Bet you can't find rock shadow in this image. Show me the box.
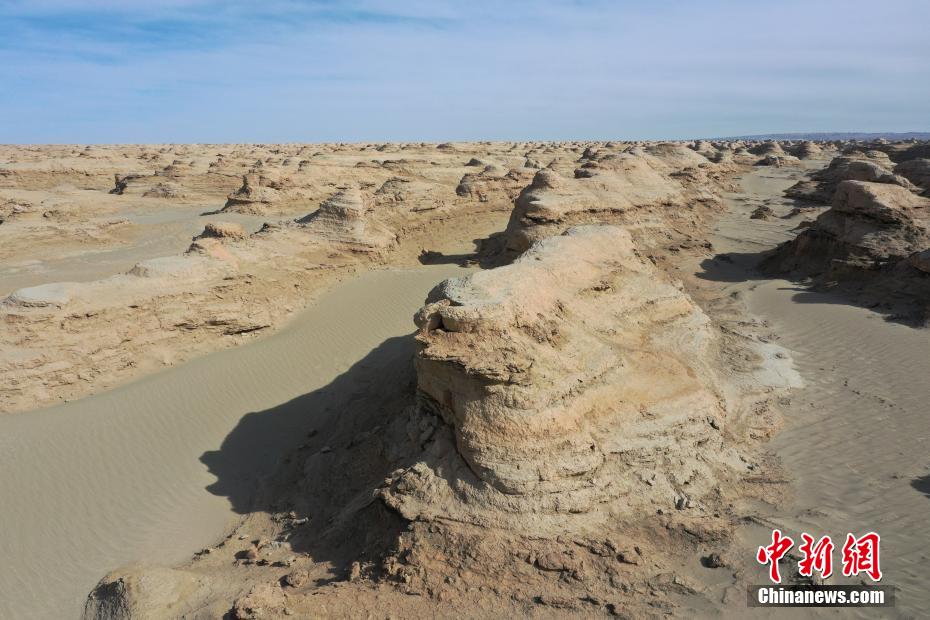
[200,333,424,573]
[417,250,475,267]
[912,473,930,500]
[418,231,515,269]
[696,250,926,327]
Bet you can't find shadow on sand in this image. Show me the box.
[199,334,421,577]
[695,247,924,326]
[912,474,930,500]
[417,231,516,269]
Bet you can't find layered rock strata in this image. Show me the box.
[382,226,751,534]
[766,180,930,320]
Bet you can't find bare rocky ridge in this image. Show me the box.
[491,143,733,261]
[785,153,917,204]
[765,179,930,322]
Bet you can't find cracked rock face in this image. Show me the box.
[382,225,744,534]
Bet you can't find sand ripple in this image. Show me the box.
[0,265,467,619]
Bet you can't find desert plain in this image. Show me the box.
[1,139,929,618]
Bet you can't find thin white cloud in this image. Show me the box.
[1,0,928,142]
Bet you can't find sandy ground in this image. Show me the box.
[3,145,927,618]
[700,165,930,618]
[0,205,267,295]
[0,263,470,619]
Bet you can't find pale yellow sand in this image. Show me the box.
[748,277,930,617]
[0,207,266,295]
[0,263,468,619]
[710,166,930,618]
[4,161,928,619]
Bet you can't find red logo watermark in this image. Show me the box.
[757,530,882,583]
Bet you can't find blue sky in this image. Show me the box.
[1,0,928,143]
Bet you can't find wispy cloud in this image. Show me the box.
[1,0,928,142]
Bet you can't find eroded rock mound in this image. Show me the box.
[142,181,187,199]
[785,155,916,203]
[223,174,281,214]
[297,187,395,250]
[0,198,34,223]
[771,180,930,272]
[84,566,208,620]
[195,221,246,240]
[790,141,824,159]
[382,226,746,533]
[109,173,150,195]
[766,180,930,320]
[755,154,800,167]
[748,141,786,157]
[497,154,711,257]
[894,158,930,196]
[455,165,531,203]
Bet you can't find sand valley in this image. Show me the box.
[1,139,928,618]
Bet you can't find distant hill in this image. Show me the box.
[716,131,930,141]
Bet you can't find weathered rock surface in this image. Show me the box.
[195,221,246,240]
[785,154,916,203]
[755,154,800,167]
[1,142,597,413]
[771,180,930,271]
[142,181,187,199]
[382,226,751,533]
[59,140,820,620]
[895,158,930,196]
[455,165,532,204]
[789,141,825,159]
[222,174,282,214]
[766,180,930,320]
[496,146,727,258]
[84,567,209,620]
[297,187,396,250]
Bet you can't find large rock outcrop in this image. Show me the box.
[894,158,930,196]
[766,180,930,320]
[297,187,396,250]
[770,180,930,272]
[382,226,751,534]
[222,174,282,214]
[789,141,825,160]
[785,155,916,203]
[495,147,726,258]
[454,165,533,204]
